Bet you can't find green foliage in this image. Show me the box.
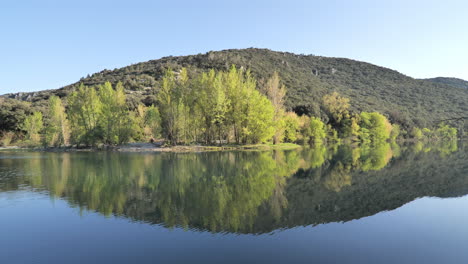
[21,111,43,145]
[99,82,127,144]
[341,114,360,139]
[308,117,327,144]
[243,90,275,143]
[322,92,350,125]
[3,48,467,136]
[435,124,457,140]
[2,138,464,233]
[359,143,393,171]
[410,127,423,140]
[0,98,32,133]
[326,124,339,142]
[0,131,15,146]
[157,69,180,144]
[283,112,300,143]
[408,124,457,141]
[67,82,135,146]
[263,72,287,144]
[43,96,70,147]
[154,66,276,145]
[68,84,103,146]
[424,77,468,89]
[359,112,392,143]
[390,124,401,141]
[3,48,465,146]
[144,105,161,139]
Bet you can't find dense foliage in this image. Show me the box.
[423,77,468,89]
[2,48,467,135]
[1,64,460,147]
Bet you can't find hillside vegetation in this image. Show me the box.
[1,48,467,137]
[423,77,468,89]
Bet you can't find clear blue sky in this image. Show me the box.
[1,0,467,94]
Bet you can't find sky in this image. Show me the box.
[1,0,467,94]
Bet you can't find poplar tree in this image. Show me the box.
[68,84,102,146]
[263,72,286,144]
[99,82,129,144]
[44,96,70,146]
[157,69,189,144]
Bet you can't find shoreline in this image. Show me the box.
[0,142,302,153]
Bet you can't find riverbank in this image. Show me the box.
[0,142,301,153]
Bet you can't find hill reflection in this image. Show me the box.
[0,141,466,234]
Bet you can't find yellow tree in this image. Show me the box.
[322,92,350,129]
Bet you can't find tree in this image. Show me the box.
[283,112,300,143]
[410,127,423,140]
[435,124,457,140]
[309,117,326,144]
[390,124,401,141]
[342,114,360,139]
[225,66,249,144]
[263,72,286,144]
[322,92,350,125]
[68,84,103,146]
[242,90,275,143]
[359,112,392,143]
[157,69,190,144]
[197,69,229,144]
[98,82,131,145]
[210,72,229,144]
[21,111,43,145]
[44,96,70,147]
[157,69,178,144]
[144,105,161,140]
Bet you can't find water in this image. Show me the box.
[0,141,467,264]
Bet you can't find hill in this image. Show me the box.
[2,48,467,132]
[423,77,468,89]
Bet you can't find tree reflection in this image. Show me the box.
[0,140,463,234]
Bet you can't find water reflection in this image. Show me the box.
[0,140,465,234]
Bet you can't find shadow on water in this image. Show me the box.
[0,140,466,234]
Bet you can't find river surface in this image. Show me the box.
[0,141,467,264]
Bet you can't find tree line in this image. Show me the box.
[11,66,458,148]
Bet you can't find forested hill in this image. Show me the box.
[422,77,468,90]
[2,48,468,129]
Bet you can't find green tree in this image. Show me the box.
[144,105,161,140]
[308,117,327,144]
[243,90,275,143]
[157,69,190,144]
[99,82,132,145]
[197,70,229,144]
[410,127,423,140]
[390,124,401,141]
[359,112,392,143]
[21,111,43,145]
[435,124,457,140]
[283,112,300,143]
[67,84,103,146]
[263,72,286,144]
[44,96,70,147]
[225,66,250,144]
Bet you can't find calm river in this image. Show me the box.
[1,141,467,263]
